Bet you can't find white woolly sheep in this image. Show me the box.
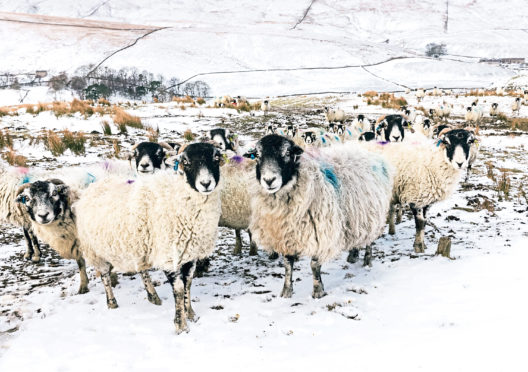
[261,100,271,112]
[360,128,477,253]
[0,164,42,262]
[75,143,223,333]
[512,97,521,116]
[324,107,346,123]
[249,134,393,298]
[496,87,505,96]
[416,88,425,102]
[490,103,500,116]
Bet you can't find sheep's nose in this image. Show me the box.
[200,180,211,189]
[392,136,400,141]
[140,163,149,169]
[264,177,276,187]
[38,212,49,219]
[456,162,464,168]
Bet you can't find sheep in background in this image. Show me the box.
[512,97,521,116]
[1,164,43,262]
[524,90,528,102]
[416,118,433,138]
[261,99,271,112]
[324,107,346,123]
[235,96,248,106]
[75,143,223,333]
[432,87,442,96]
[249,135,393,297]
[464,106,483,123]
[375,114,406,142]
[127,141,179,175]
[220,95,233,106]
[490,103,500,116]
[209,128,239,154]
[264,124,276,135]
[496,87,505,96]
[351,114,372,138]
[416,88,425,102]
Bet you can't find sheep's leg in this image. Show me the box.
[140,271,162,305]
[363,245,373,267]
[165,270,189,334]
[465,164,472,183]
[181,261,197,322]
[347,248,359,263]
[29,230,41,263]
[310,257,326,299]
[233,229,242,255]
[280,255,296,298]
[269,252,279,260]
[248,230,258,256]
[76,257,89,294]
[22,228,35,261]
[388,203,396,235]
[194,258,210,277]
[395,204,403,224]
[101,266,118,309]
[411,205,427,253]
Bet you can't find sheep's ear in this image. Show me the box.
[165,154,182,170]
[16,184,31,204]
[292,145,303,162]
[55,184,70,196]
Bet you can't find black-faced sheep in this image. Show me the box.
[249,135,393,298]
[128,141,179,175]
[75,143,223,333]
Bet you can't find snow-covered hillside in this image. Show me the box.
[0,1,527,96]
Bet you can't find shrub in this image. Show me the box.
[363,90,378,98]
[196,97,206,105]
[3,149,27,167]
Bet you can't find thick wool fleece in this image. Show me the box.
[364,142,462,207]
[75,172,221,272]
[249,144,393,263]
[0,166,34,229]
[219,158,255,230]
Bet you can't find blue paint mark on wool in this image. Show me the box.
[20,175,31,184]
[372,160,389,180]
[320,163,340,191]
[84,172,96,187]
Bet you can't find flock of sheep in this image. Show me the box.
[0,87,523,334]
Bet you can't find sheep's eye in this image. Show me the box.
[285,150,291,157]
[52,190,58,196]
[182,159,189,166]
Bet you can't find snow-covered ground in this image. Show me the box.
[1,89,528,371]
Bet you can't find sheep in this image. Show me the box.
[213,97,224,108]
[430,103,452,121]
[432,86,442,96]
[127,141,179,175]
[220,95,233,106]
[416,118,433,138]
[512,97,521,116]
[264,124,276,135]
[209,128,239,153]
[524,90,528,102]
[489,103,498,116]
[464,127,481,183]
[0,164,42,262]
[249,134,393,298]
[351,114,372,137]
[261,99,271,112]
[75,142,223,333]
[324,107,346,123]
[496,87,505,96]
[375,114,406,142]
[416,88,425,102]
[219,156,258,256]
[360,128,477,253]
[235,96,248,106]
[358,132,376,141]
[464,106,483,123]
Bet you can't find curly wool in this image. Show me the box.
[363,142,462,207]
[219,157,255,230]
[75,172,222,272]
[249,144,393,263]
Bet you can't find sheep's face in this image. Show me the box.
[131,142,169,175]
[265,124,276,135]
[16,181,69,225]
[177,143,221,195]
[492,103,498,109]
[255,134,303,194]
[301,131,316,144]
[328,123,337,133]
[423,119,431,129]
[357,114,365,122]
[336,124,345,135]
[440,129,475,170]
[466,107,472,112]
[210,128,237,152]
[286,124,298,137]
[377,115,405,142]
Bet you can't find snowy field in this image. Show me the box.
[1,1,528,371]
[0,89,528,371]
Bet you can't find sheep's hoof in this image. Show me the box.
[31,255,41,263]
[347,249,359,264]
[187,308,199,323]
[174,321,190,335]
[312,288,327,299]
[388,226,396,235]
[78,286,89,295]
[280,286,293,298]
[269,252,279,260]
[107,299,118,309]
[413,242,426,253]
[248,242,258,256]
[23,252,31,260]
[233,242,242,255]
[148,293,162,306]
[363,256,372,267]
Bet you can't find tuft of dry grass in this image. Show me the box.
[172,96,195,104]
[101,120,112,135]
[183,129,195,141]
[509,118,528,131]
[367,93,407,109]
[98,98,111,106]
[362,90,378,98]
[113,107,143,129]
[70,99,94,117]
[45,130,66,156]
[179,104,186,110]
[3,149,27,167]
[196,97,206,105]
[62,129,86,155]
[497,171,511,201]
[146,126,159,142]
[51,101,69,117]
[112,139,121,158]
[0,129,13,149]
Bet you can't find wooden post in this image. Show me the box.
[436,236,452,258]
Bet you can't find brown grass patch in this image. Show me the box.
[183,129,195,141]
[44,130,66,156]
[362,90,378,98]
[0,129,13,149]
[3,149,27,167]
[113,107,143,129]
[101,120,112,135]
[367,93,407,109]
[172,96,195,104]
[62,129,86,155]
[196,97,206,105]
[509,118,528,131]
